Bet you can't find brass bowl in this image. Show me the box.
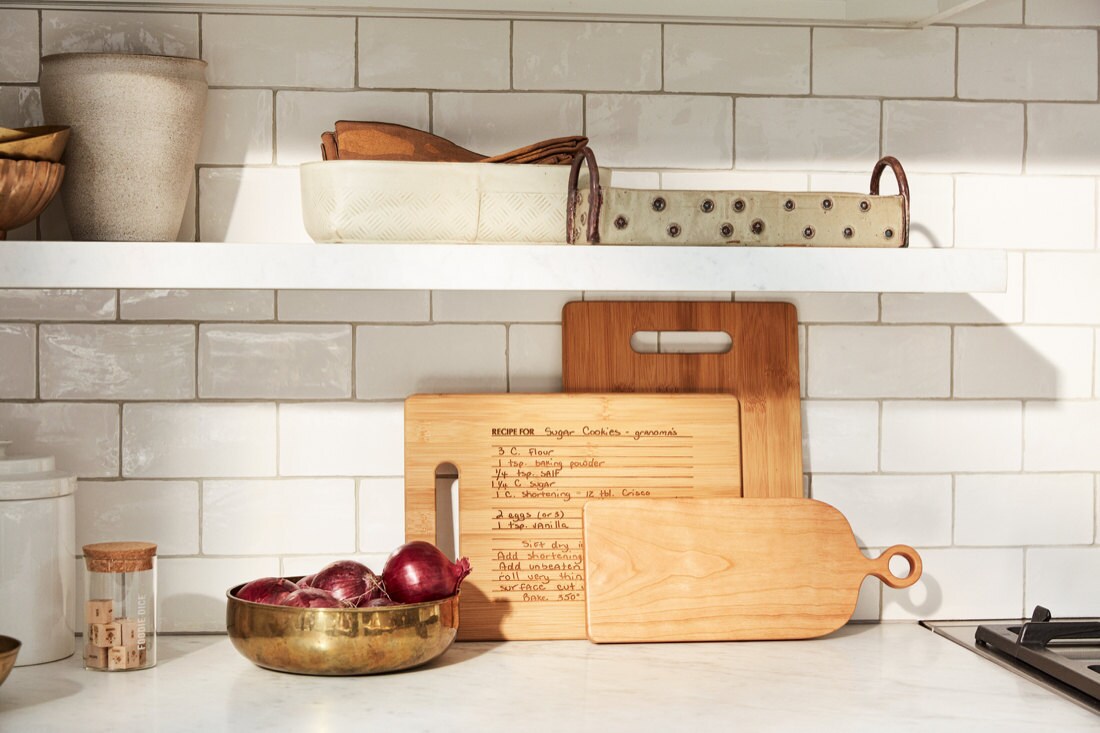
[0,636,20,687]
[0,159,65,240]
[226,582,460,675]
[0,126,71,163]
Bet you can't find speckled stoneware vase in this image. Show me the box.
[39,53,207,241]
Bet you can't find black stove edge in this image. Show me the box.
[921,619,1100,716]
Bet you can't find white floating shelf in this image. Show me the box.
[0,242,1006,293]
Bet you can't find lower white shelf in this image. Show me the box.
[0,242,1006,292]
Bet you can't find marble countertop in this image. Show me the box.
[1,624,1096,732]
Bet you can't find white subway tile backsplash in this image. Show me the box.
[508,324,563,393]
[159,557,279,632]
[954,326,1094,398]
[1024,400,1100,471]
[39,324,195,400]
[275,91,429,166]
[76,480,200,555]
[0,403,119,477]
[120,290,274,321]
[1025,1,1100,26]
[813,27,955,98]
[1026,548,1100,617]
[199,324,351,399]
[197,90,273,166]
[203,479,356,555]
[432,291,576,323]
[801,401,879,473]
[0,324,35,398]
[360,18,509,90]
[279,402,403,476]
[734,293,877,323]
[882,401,1022,472]
[199,167,307,243]
[1027,104,1100,175]
[662,170,809,192]
[277,290,429,323]
[807,326,950,398]
[515,21,660,91]
[122,403,276,478]
[882,252,1024,324]
[0,86,42,128]
[0,290,116,321]
[883,548,1023,620]
[204,15,354,87]
[955,175,1096,249]
[358,477,406,553]
[811,475,953,548]
[0,10,39,82]
[956,474,1094,546]
[433,93,584,158]
[958,28,1098,101]
[664,25,809,94]
[587,94,733,169]
[281,553,390,579]
[1026,253,1100,324]
[883,101,1024,174]
[736,98,879,172]
[949,0,1022,25]
[356,324,506,398]
[42,10,199,57]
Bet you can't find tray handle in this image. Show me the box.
[870,156,910,248]
[567,146,602,244]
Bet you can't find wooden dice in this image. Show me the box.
[85,598,148,670]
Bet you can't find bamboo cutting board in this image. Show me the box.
[561,301,802,498]
[583,498,921,643]
[404,393,742,640]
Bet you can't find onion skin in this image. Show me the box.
[360,597,399,608]
[280,587,343,608]
[381,541,472,604]
[310,560,385,606]
[237,577,298,605]
[297,574,316,588]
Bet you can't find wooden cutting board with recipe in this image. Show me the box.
[404,393,742,640]
[561,300,802,499]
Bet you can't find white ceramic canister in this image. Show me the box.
[38,52,208,241]
[0,440,77,665]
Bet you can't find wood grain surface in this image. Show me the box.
[583,498,921,643]
[404,393,742,640]
[561,301,802,498]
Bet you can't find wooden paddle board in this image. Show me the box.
[583,498,921,643]
[404,393,742,640]
[561,301,802,499]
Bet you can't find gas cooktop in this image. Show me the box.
[924,606,1100,715]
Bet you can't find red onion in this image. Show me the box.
[280,587,343,608]
[297,574,316,588]
[360,597,399,608]
[310,560,385,606]
[237,577,298,605]
[381,541,471,604]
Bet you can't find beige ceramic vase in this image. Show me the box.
[39,53,207,241]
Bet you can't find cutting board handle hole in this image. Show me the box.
[876,545,922,589]
[630,331,733,354]
[434,462,461,560]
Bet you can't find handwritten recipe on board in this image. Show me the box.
[405,394,742,640]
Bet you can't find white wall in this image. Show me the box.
[1,0,1099,631]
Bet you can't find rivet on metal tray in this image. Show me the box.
[667,224,681,238]
[652,197,666,212]
[822,198,833,210]
[720,223,734,238]
[701,199,715,213]
[885,228,895,239]
[751,219,765,235]
[733,198,746,213]
[843,226,854,239]
[803,226,815,239]
[859,200,871,212]
[614,215,628,229]
[784,199,795,211]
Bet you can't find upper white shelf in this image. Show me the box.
[0,242,1006,293]
[20,0,990,27]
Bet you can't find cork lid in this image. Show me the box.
[83,541,157,573]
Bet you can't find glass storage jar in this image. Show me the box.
[82,542,157,671]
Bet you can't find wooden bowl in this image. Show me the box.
[0,159,65,239]
[0,125,70,163]
[0,636,20,687]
